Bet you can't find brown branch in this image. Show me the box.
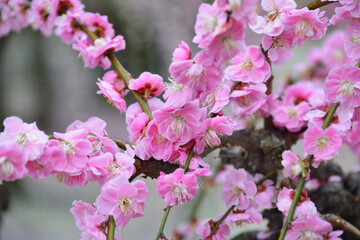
[307,0,337,10]
[321,213,360,238]
[202,127,301,175]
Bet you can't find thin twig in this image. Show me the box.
[321,213,360,238]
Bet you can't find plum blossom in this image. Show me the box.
[344,19,360,61]
[254,174,275,209]
[324,64,360,108]
[285,214,341,240]
[221,168,257,209]
[281,150,310,180]
[225,45,271,84]
[249,0,297,36]
[193,2,228,48]
[157,168,198,206]
[304,126,342,163]
[277,188,317,218]
[283,8,328,44]
[262,30,296,65]
[0,116,49,161]
[152,100,206,145]
[196,218,231,240]
[73,35,125,69]
[0,142,27,183]
[96,176,148,229]
[129,72,164,98]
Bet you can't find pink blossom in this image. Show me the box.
[225,45,271,84]
[272,101,310,132]
[54,7,86,44]
[152,100,206,145]
[206,83,230,113]
[141,121,177,161]
[1,0,30,35]
[170,49,222,92]
[0,116,48,161]
[70,200,108,240]
[196,218,230,240]
[282,81,316,106]
[220,0,257,21]
[277,188,317,218]
[305,107,352,133]
[285,215,335,240]
[172,41,191,61]
[262,30,296,65]
[85,153,113,183]
[163,78,193,109]
[98,152,135,185]
[157,168,198,206]
[80,12,115,40]
[227,207,263,227]
[193,3,228,48]
[221,168,257,209]
[338,0,360,18]
[283,8,328,44]
[281,150,310,181]
[324,64,360,108]
[73,35,125,69]
[26,140,66,179]
[249,0,297,36]
[126,98,163,143]
[323,30,354,68]
[0,142,27,183]
[230,83,268,116]
[96,176,148,229]
[31,0,58,36]
[254,174,275,209]
[344,19,360,61]
[129,72,164,98]
[194,116,232,154]
[304,126,342,162]
[53,129,92,173]
[204,19,246,61]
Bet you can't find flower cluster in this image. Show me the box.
[1,0,360,239]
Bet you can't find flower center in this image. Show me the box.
[172,182,189,204]
[266,10,280,22]
[205,128,221,148]
[231,186,243,197]
[206,93,216,106]
[350,30,360,47]
[15,133,28,146]
[203,15,218,32]
[60,140,76,155]
[0,157,15,178]
[107,162,121,175]
[186,63,203,85]
[220,35,236,53]
[165,79,185,92]
[118,197,138,215]
[156,134,167,144]
[229,0,243,10]
[316,136,328,149]
[294,19,314,39]
[300,229,318,240]
[338,80,355,96]
[171,115,187,137]
[240,58,254,72]
[287,108,298,118]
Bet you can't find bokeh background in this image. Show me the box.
[0,0,357,239]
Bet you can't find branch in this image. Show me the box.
[278,102,339,240]
[321,213,360,238]
[79,24,153,121]
[307,0,337,10]
[210,205,235,237]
